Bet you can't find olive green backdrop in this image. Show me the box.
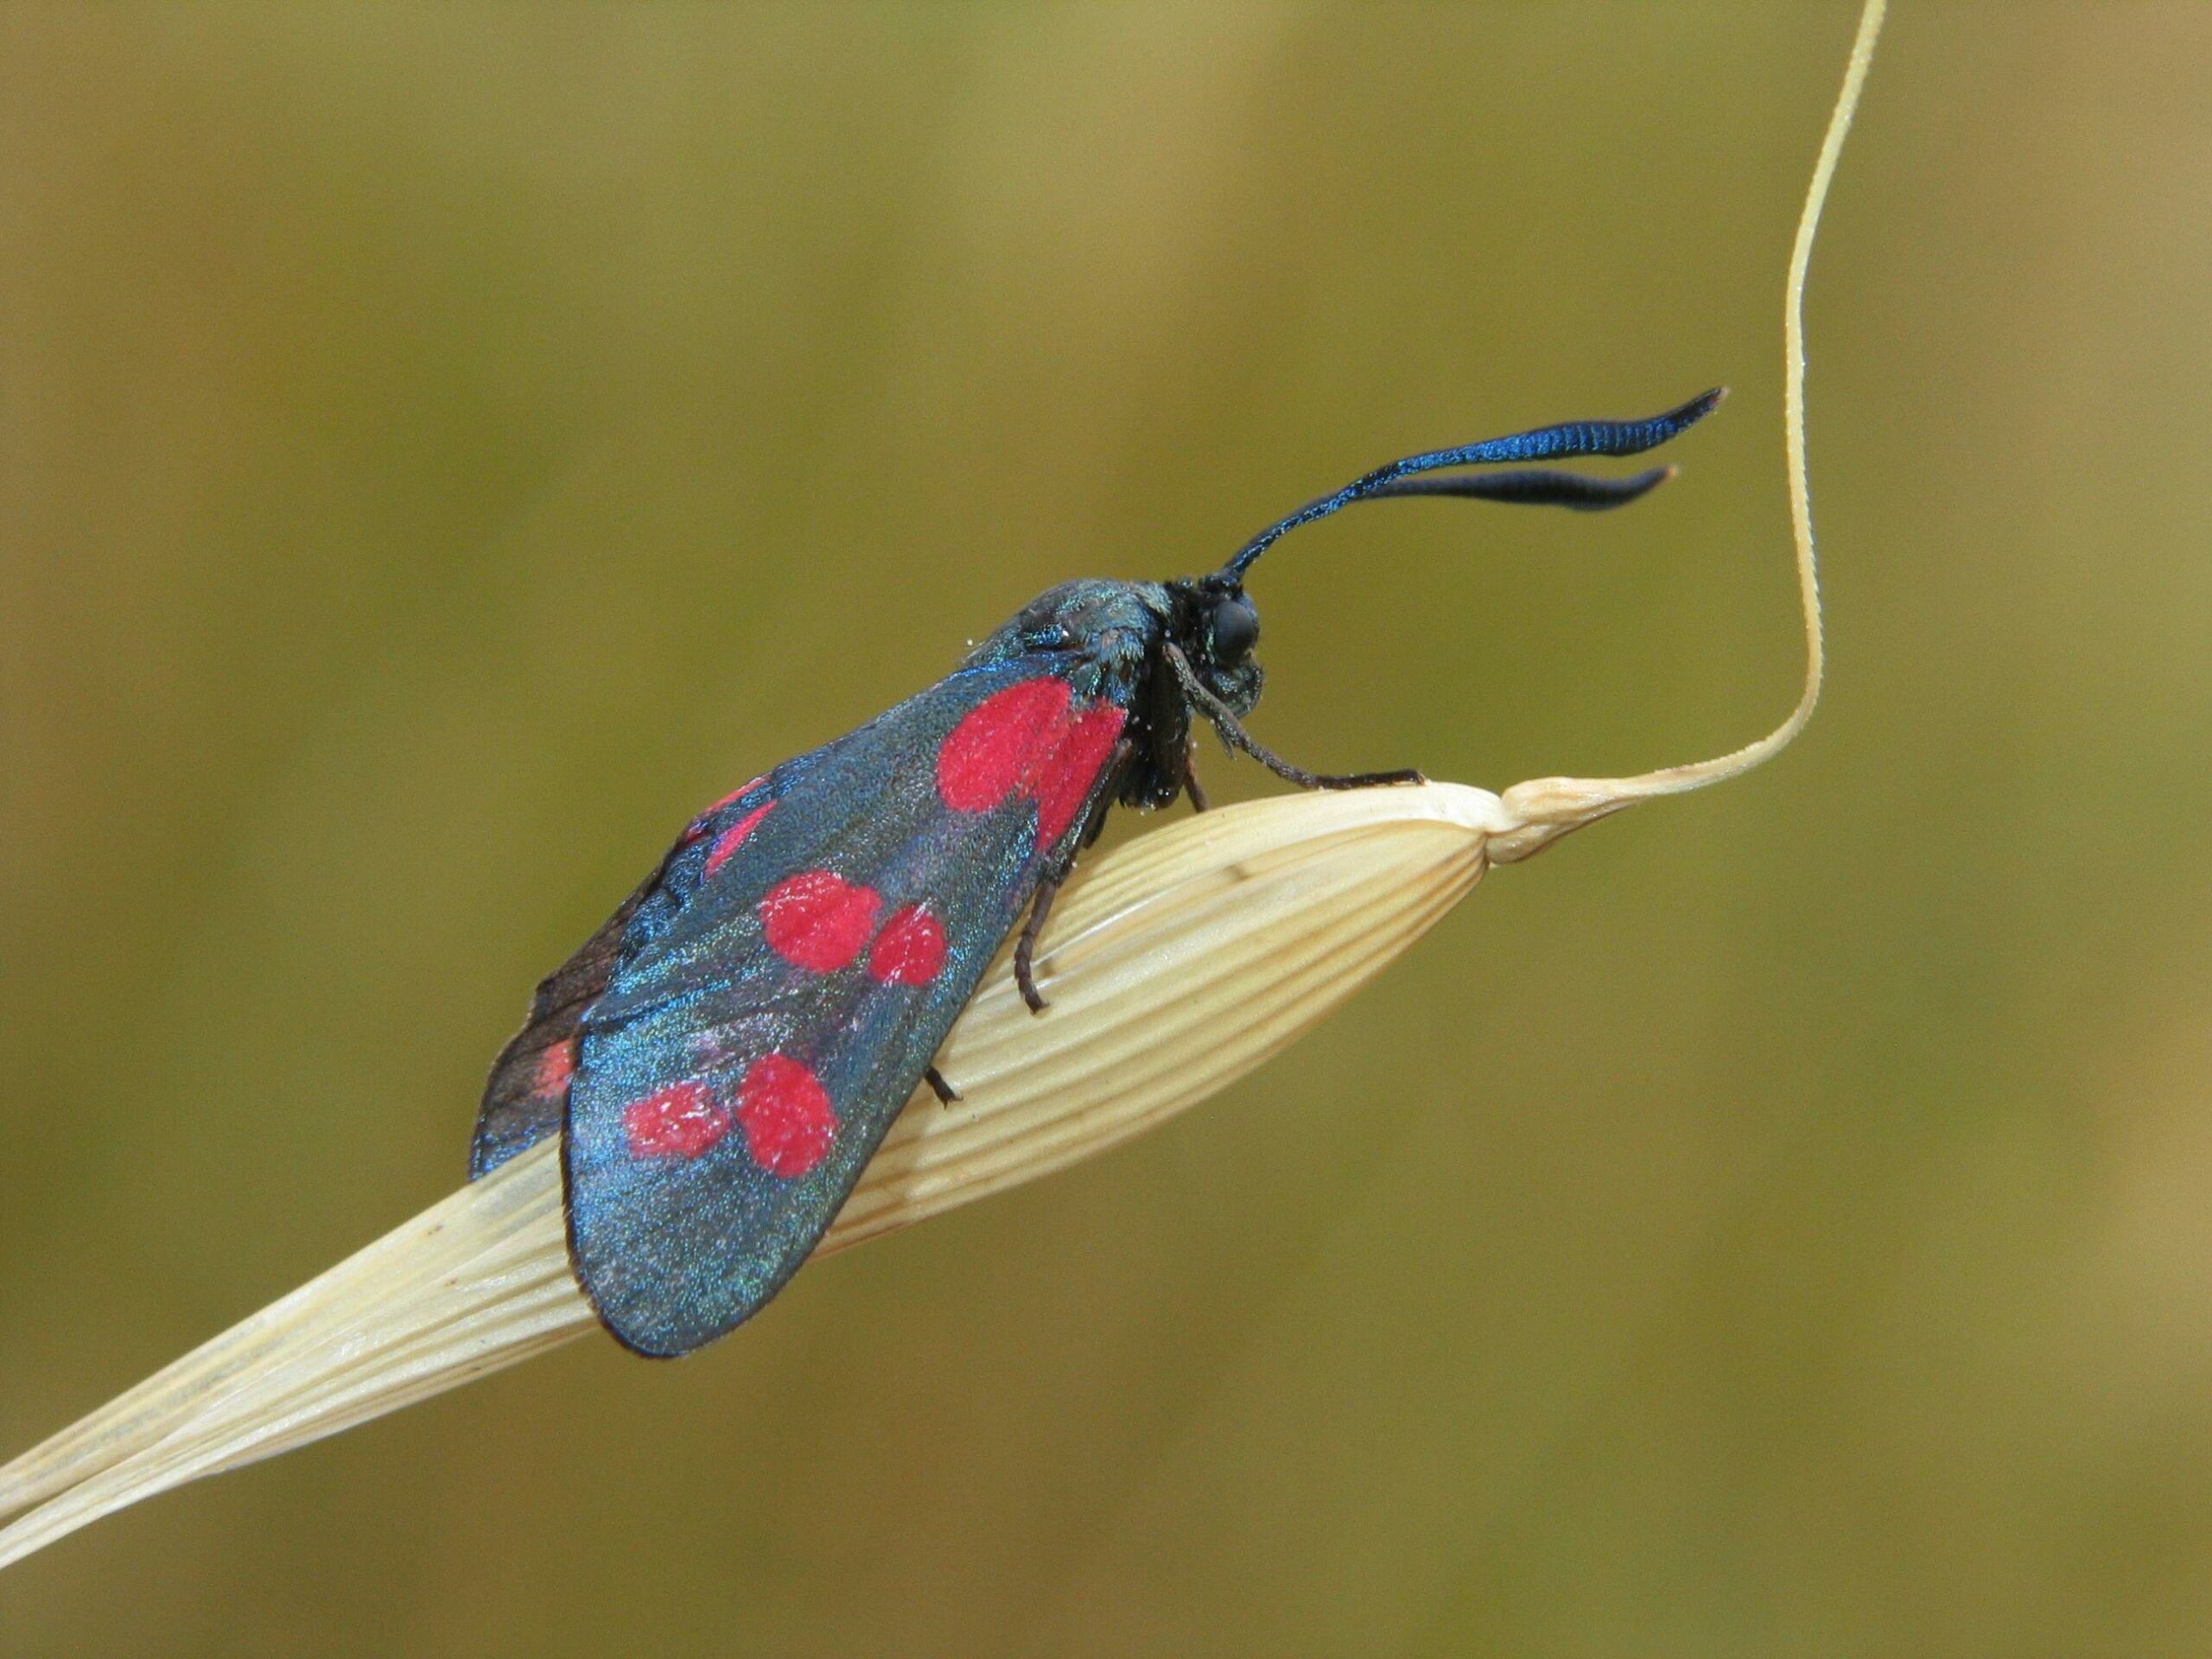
[5,4,2209,1654]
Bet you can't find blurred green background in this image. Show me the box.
[5,3,2210,1653]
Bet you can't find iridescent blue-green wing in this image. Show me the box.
[559,658,1129,1356]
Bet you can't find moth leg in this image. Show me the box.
[1082,738,1140,847]
[925,1065,961,1104]
[1183,737,1211,812]
[1166,643,1425,791]
[1022,736,1135,1013]
[1014,874,1063,1015]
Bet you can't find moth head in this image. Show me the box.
[1168,575,1264,718]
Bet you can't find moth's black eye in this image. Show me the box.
[1208,595,1260,663]
[1209,596,1260,662]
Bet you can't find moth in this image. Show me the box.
[469,390,1721,1356]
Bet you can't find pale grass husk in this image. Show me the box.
[0,781,1509,1567]
[0,0,1884,1569]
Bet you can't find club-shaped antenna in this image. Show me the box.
[1219,386,1724,582]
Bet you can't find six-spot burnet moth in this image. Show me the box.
[470,389,1723,1357]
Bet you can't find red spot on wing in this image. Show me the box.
[868,904,947,985]
[938,675,1125,845]
[622,1080,730,1160]
[938,678,1073,810]
[533,1038,577,1097]
[760,870,882,973]
[712,775,768,814]
[684,775,769,842]
[1033,703,1127,842]
[702,801,776,877]
[738,1054,836,1178]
